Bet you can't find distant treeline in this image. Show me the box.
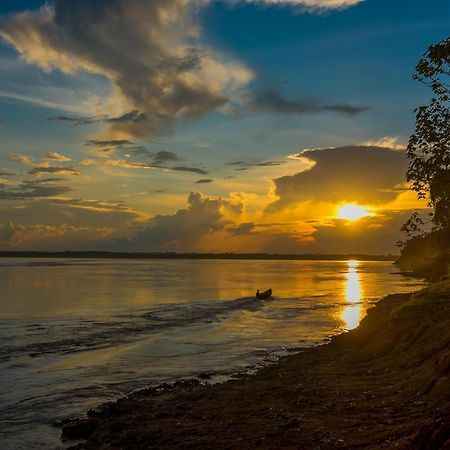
[0,251,397,261]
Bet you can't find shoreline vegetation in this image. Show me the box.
[0,251,397,261]
[62,281,450,449]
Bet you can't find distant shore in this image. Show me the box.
[0,251,397,261]
[61,282,450,449]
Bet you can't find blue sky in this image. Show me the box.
[0,0,448,252]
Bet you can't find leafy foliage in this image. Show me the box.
[406,37,450,231]
[398,38,450,280]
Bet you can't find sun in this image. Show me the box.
[336,204,372,221]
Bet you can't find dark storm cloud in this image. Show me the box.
[0,0,251,138]
[268,145,408,211]
[29,166,80,175]
[249,90,370,117]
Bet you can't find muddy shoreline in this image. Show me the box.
[62,283,450,449]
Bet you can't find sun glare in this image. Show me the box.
[336,204,371,221]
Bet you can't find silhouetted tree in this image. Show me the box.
[405,37,450,233]
[397,38,450,279]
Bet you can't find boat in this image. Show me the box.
[256,288,272,300]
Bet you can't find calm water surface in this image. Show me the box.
[0,258,423,449]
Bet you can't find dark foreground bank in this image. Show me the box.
[62,282,450,449]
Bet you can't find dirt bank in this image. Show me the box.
[62,282,450,449]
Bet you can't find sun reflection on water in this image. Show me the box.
[343,260,363,330]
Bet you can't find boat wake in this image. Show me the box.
[0,296,269,363]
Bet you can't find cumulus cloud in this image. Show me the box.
[45,151,72,162]
[269,145,408,211]
[310,210,417,254]
[109,191,239,251]
[0,0,366,139]
[0,0,253,138]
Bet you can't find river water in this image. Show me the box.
[0,258,423,449]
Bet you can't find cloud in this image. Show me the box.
[0,177,71,199]
[9,154,33,165]
[0,222,15,242]
[29,165,80,175]
[310,210,416,254]
[360,136,405,151]
[47,110,148,126]
[0,222,118,250]
[226,159,284,170]
[0,0,365,139]
[0,169,16,176]
[82,157,208,175]
[45,151,72,162]
[269,145,408,211]
[0,0,253,139]
[0,193,142,250]
[248,90,369,117]
[109,191,236,251]
[195,178,213,184]
[171,166,208,175]
[237,0,363,10]
[85,139,135,148]
[152,151,181,164]
[86,141,181,164]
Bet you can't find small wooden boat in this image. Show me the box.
[256,288,272,300]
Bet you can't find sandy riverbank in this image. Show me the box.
[62,282,450,449]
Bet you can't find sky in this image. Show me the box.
[0,0,448,253]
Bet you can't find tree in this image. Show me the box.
[397,38,450,280]
[406,37,450,231]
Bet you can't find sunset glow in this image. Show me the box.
[336,204,372,221]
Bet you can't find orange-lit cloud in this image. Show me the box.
[268,145,409,212]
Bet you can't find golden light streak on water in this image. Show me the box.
[342,260,363,330]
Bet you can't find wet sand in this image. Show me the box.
[62,282,450,449]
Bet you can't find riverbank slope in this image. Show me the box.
[62,282,450,449]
